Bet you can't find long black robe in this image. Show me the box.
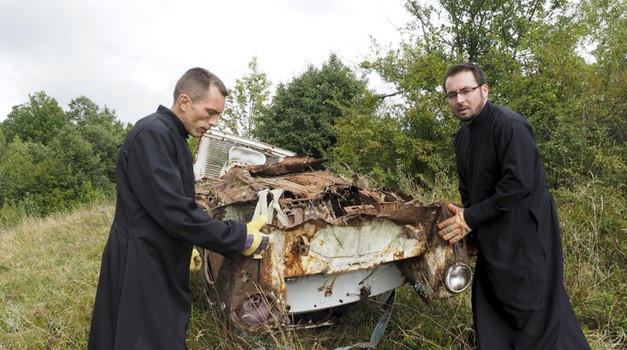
[88,106,246,350]
[454,102,589,349]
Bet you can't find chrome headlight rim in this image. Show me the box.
[444,262,472,294]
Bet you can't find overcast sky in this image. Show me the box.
[0,0,412,124]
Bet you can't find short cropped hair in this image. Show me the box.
[443,63,487,93]
[173,67,228,103]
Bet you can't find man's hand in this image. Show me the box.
[242,215,272,259]
[189,247,202,272]
[438,203,471,244]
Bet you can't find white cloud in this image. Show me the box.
[0,0,411,124]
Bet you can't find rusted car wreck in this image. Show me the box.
[193,130,472,332]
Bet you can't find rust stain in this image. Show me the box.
[246,156,326,176]
[282,253,304,277]
[324,275,339,297]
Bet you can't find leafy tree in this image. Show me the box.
[351,14,460,186]
[0,93,128,216]
[577,0,627,187]
[0,137,37,209]
[31,156,80,215]
[67,96,129,184]
[221,57,271,138]
[332,101,420,188]
[52,125,109,191]
[1,91,68,145]
[357,0,621,189]
[254,53,369,158]
[0,128,5,157]
[402,0,565,90]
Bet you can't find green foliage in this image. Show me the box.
[352,36,459,187]
[347,0,625,194]
[0,128,6,158]
[1,91,68,145]
[332,110,406,187]
[52,126,104,184]
[330,99,453,189]
[578,0,627,187]
[0,94,127,220]
[30,125,109,215]
[0,137,36,207]
[221,56,272,138]
[0,202,27,229]
[498,13,597,188]
[254,53,370,158]
[187,137,199,155]
[68,96,130,184]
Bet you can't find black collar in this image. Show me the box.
[467,101,492,131]
[157,105,189,139]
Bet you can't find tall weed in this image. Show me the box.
[553,179,626,346]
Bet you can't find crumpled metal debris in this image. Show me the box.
[195,156,471,331]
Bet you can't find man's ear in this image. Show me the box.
[482,84,489,95]
[177,93,192,112]
[481,84,489,102]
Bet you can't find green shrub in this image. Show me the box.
[0,203,26,229]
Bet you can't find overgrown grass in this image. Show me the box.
[0,203,110,349]
[1,185,625,349]
[554,180,627,347]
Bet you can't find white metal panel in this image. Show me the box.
[284,263,405,314]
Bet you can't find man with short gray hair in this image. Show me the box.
[88,68,270,349]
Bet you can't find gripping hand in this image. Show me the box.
[437,203,471,244]
[189,247,202,272]
[242,215,272,259]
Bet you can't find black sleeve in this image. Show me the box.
[127,127,246,258]
[454,133,471,209]
[464,119,537,229]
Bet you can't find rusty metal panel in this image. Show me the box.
[271,219,426,277]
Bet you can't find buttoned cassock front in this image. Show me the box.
[88,106,246,349]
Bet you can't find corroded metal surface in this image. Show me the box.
[195,157,470,331]
[196,157,440,228]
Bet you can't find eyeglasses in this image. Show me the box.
[445,84,483,100]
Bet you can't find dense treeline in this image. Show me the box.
[0,93,130,224]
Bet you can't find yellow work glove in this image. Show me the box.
[241,215,272,259]
[189,247,202,272]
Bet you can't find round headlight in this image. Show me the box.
[444,262,472,294]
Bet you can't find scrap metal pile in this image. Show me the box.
[194,156,471,331]
[197,157,440,229]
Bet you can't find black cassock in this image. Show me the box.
[455,102,589,349]
[88,106,246,349]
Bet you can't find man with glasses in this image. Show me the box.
[437,63,589,349]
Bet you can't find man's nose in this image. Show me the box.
[208,114,219,127]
